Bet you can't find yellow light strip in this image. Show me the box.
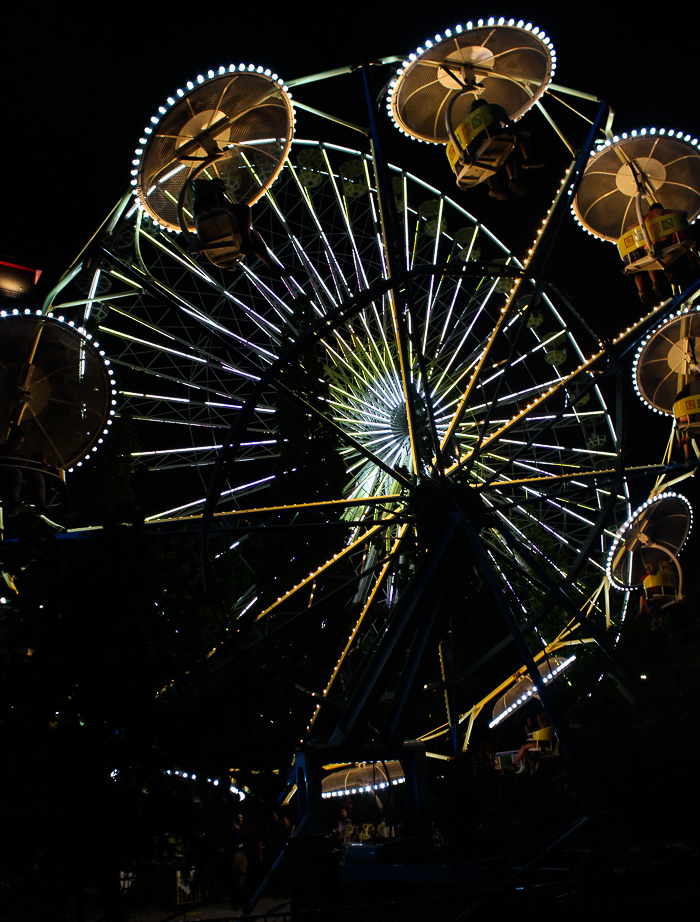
[319,523,411,702]
[446,287,678,476]
[144,493,405,525]
[254,520,389,622]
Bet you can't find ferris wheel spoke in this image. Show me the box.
[154,286,278,362]
[131,231,287,358]
[133,445,225,471]
[487,521,597,617]
[101,299,277,378]
[333,157,385,290]
[287,156,365,297]
[207,494,405,522]
[439,293,524,455]
[400,292,449,473]
[448,368,589,478]
[263,173,355,308]
[234,264,300,330]
[483,540,555,614]
[98,323,259,378]
[136,225,218,287]
[109,362,270,423]
[428,284,497,385]
[192,261,291,336]
[446,295,578,469]
[479,401,612,489]
[493,496,598,567]
[144,472,280,522]
[95,281,277,374]
[490,516,569,581]
[417,216,449,351]
[479,462,621,550]
[130,430,277,469]
[118,388,251,416]
[278,380,414,491]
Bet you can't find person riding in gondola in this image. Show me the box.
[621,201,697,306]
[446,97,543,198]
[675,367,700,465]
[638,561,679,628]
[515,711,555,775]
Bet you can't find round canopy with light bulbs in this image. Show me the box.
[0,313,115,470]
[606,492,692,591]
[490,655,576,728]
[132,66,294,232]
[634,308,700,414]
[321,760,404,797]
[573,131,700,242]
[387,19,555,145]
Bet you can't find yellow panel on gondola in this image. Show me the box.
[643,569,679,595]
[617,211,690,259]
[674,395,700,428]
[446,105,507,169]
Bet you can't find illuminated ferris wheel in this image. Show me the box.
[44,20,687,754]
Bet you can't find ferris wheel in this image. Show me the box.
[44,20,690,756]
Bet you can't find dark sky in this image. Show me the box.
[0,8,695,759]
[0,7,696,565]
[2,3,696,485]
[2,3,696,286]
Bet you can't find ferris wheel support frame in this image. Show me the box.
[198,261,634,754]
[39,56,667,807]
[16,48,700,894]
[302,505,575,753]
[463,515,570,749]
[194,93,652,772]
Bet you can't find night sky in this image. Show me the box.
[3,4,696,278]
[1,13,697,890]
[2,3,697,508]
